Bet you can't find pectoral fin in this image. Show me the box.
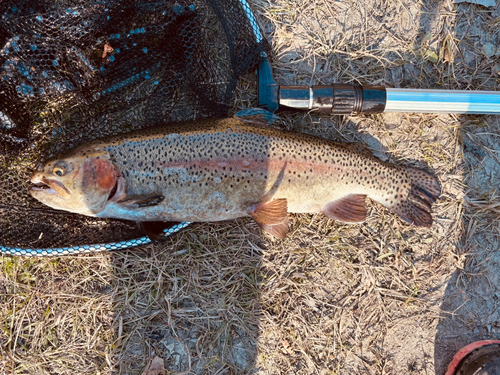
[119,194,164,208]
[322,194,367,223]
[248,199,289,239]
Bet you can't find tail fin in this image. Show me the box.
[389,166,441,228]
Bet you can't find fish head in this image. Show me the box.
[29,149,122,216]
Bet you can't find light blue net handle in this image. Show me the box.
[0,222,191,257]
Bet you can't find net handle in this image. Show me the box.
[242,2,500,116]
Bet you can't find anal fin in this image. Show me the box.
[248,198,289,239]
[119,194,164,208]
[322,194,367,223]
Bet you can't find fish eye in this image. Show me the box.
[53,161,67,177]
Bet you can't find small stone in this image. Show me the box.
[163,343,175,353]
[231,341,251,369]
[482,43,496,58]
[492,63,500,76]
[141,357,165,375]
[465,51,476,64]
[172,354,181,367]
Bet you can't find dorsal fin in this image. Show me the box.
[344,142,374,156]
[234,108,282,126]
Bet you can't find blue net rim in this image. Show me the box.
[0,222,191,257]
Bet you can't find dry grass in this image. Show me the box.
[0,255,114,374]
[2,0,500,374]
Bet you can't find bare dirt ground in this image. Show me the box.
[1,0,500,374]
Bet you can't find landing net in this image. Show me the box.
[0,0,268,255]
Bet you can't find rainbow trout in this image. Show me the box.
[29,109,441,238]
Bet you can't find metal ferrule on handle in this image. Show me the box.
[278,84,387,115]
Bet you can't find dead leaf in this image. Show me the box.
[280,339,293,354]
[443,47,452,63]
[423,48,439,63]
[141,356,165,375]
[422,31,433,44]
[102,43,114,59]
[440,37,455,63]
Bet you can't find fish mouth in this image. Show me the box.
[30,176,70,197]
[30,181,56,193]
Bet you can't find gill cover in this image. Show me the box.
[29,151,121,216]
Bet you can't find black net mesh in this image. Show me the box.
[0,0,268,250]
